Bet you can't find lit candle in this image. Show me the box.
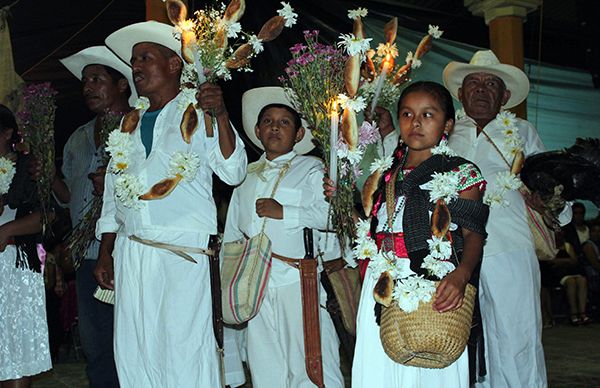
[330,99,339,186]
[369,54,394,117]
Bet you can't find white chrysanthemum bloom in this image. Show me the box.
[422,255,456,279]
[483,189,509,208]
[227,22,242,38]
[178,87,197,110]
[369,155,394,174]
[368,252,391,279]
[355,218,371,239]
[376,42,398,58]
[277,2,298,27]
[0,157,16,194]
[431,139,457,157]
[405,51,422,68]
[348,7,368,19]
[428,25,443,39]
[168,151,201,182]
[114,174,145,209]
[496,171,523,191]
[337,33,372,57]
[428,171,460,204]
[392,256,416,279]
[248,35,264,54]
[427,235,453,260]
[393,276,436,312]
[345,147,364,165]
[352,238,378,260]
[338,94,366,112]
[496,110,517,128]
[134,97,150,110]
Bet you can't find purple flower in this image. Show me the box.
[303,30,320,39]
[290,43,307,54]
[358,121,381,146]
[296,53,315,65]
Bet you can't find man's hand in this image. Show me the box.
[323,176,336,199]
[432,267,470,313]
[88,166,107,196]
[196,83,228,117]
[255,198,283,219]
[94,250,115,290]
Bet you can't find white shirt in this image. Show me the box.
[449,115,545,256]
[96,92,247,248]
[223,151,330,286]
[62,118,103,260]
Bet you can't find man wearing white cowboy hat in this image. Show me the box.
[222,86,344,388]
[443,50,570,388]
[33,45,135,388]
[94,21,247,387]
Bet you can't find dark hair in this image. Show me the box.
[397,81,455,123]
[572,202,585,213]
[256,103,302,131]
[0,104,22,151]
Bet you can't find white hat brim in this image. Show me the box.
[60,46,138,106]
[242,86,315,155]
[443,61,530,109]
[105,21,182,66]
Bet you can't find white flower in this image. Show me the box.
[227,22,242,38]
[431,138,457,157]
[405,51,422,68]
[428,25,443,39]
[337,94,367,112]
[114,174,145,209]
[178,87,198,111]
[393,276,436,313]
[134,97,150,110]
[248,34,264,53]
[337,33,372,57]
[106,129,133,173]
[426,235,453,260]
[369,155,394,174]
[422,255,455,279]
[496,171,523,191]
[483,189,509,208]
[0,157,16,194]
[348,7,368,19]
[337,145,364,166]
[215,63,232,80]
[355,218,371,239]
[392,256,416,279]
[277,2,298,27]
[168,151,201,182]
[496,110,517,128]
[353,238,378,261]
[376,42,398,58]
[427,171,460,204]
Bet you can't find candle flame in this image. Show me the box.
[331,99,338,117]
[383,54,394,71]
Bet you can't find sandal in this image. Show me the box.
[580,315,592,325]
[570,315,582,326]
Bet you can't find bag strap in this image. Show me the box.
[258,156,296,234]
[479,128,512,169]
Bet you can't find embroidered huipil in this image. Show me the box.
[448,116,544,256]
[223,151,330,287]
[96,92,247,247]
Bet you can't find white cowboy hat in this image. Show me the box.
[443,50,530,109]
[60,46,138,106]
[242,86,315,155]
[105,21,181,65]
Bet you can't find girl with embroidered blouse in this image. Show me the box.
[325,81,489,387]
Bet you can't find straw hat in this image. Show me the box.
[105,21,181,64]
[242,86,314,155]
[443,50,530,109]
[60,46,138,106]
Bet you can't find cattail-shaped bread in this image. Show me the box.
[180,103,198,144]
[121,110,140,133]
[431,199,451,238]
[139,175,183,200]
[373,271,394,307]
[341,108,358,150]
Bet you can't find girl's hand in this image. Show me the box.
[433,267,469,313]
[323,176,336,198]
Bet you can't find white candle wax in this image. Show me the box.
[330,103,339,186]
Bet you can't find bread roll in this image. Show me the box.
[384,17,397,44]
[511,151,525,175]
[258,15,285,42]
[121,109,140,134]
[180,103,198,144]
[373,271,394,307]
[223,0,246,23]
[139,175,183,200]
[362,170,381,216]
[344,55,361,97]
[166,0,187,26]
[431,199,451,239]
[341,108,358,150]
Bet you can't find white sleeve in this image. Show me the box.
[95,166,119,239]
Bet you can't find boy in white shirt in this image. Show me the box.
[223,87,343,388]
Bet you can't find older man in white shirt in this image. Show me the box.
[94,21,246,387]
[443,50,570,388]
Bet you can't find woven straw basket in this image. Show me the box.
[380,283,476,369]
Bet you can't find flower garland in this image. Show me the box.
[0,156,16,195]
[105,118,201,209]
[483,111,524,208]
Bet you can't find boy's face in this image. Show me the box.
[255,107,305,160]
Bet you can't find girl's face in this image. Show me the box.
[398,90,452,153]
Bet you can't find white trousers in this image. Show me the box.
[476,247,547,388]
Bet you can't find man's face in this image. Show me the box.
[81,65,125,114]
[572,207,585,226]
[130,42,177,98]
[458,72,510,122]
